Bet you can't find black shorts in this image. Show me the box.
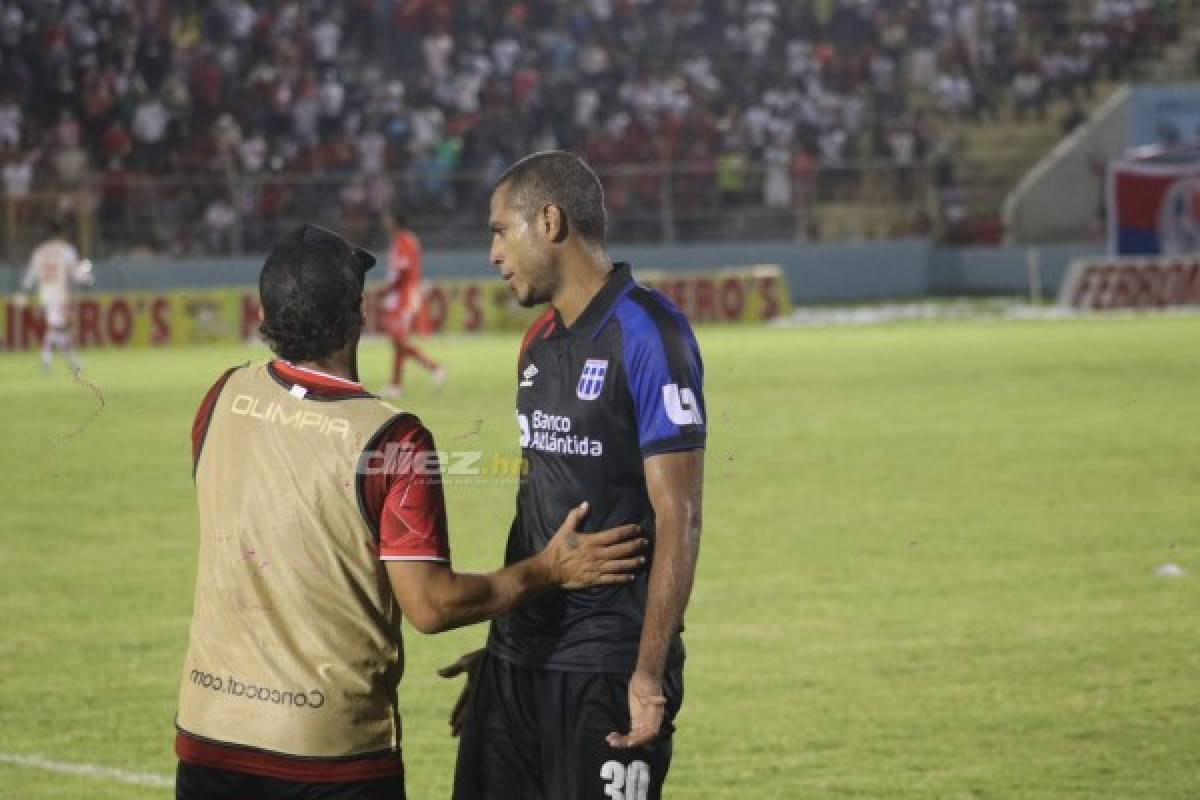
[452,653,684,800]
[175,761,406,800]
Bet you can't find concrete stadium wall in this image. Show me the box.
[1004,86,1131,245]
[1,239,1103,304]
[1006,83,1200,245]
[929,243,1102,297]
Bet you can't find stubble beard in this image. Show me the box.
[517,285,553,308]
[517,258,557,308]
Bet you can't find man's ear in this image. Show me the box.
[541,203,569,243]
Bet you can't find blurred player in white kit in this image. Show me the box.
[16,217,93,373]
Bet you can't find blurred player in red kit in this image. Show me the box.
[379,205,444,396]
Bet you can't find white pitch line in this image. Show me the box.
[0,752,173,789]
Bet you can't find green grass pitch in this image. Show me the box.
[1,317,1198,798]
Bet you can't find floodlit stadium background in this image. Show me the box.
[2,2,1200,797]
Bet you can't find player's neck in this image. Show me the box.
[552,252,611,328]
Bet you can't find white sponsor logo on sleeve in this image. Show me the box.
[663,384,703,426]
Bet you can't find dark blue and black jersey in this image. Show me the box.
[486,263,706,673]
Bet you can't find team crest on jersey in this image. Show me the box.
[576,359,608,401]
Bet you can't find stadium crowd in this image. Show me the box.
[0,0,1177,254]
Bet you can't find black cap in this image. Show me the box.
[263,223,374,279]
[259,224,375,325]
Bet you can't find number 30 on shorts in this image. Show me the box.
[600,760,651,800]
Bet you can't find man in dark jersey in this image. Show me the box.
[448,151,706,800]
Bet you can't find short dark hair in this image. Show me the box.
[258,225,375,362]
[496,150,607,243]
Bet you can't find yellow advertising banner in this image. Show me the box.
[1,265,790,351]
[1,289,261,351]
[638,264,791,324]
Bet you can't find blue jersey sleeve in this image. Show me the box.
[616,291,707,457]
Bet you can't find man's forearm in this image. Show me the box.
[635,508,701,679]
[405,555,555,634]
[391,506,644,635]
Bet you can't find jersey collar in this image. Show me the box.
[268,360,374,399]
[552,262,633,339]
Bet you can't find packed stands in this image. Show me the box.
[0,0,1183,257]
